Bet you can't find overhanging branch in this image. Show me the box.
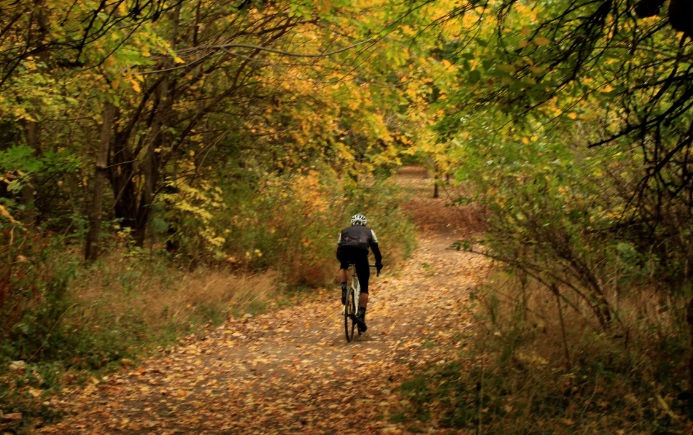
[140,38,376,74]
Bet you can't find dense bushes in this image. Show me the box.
[452,124,692,334]
[221,169,415,287]
[159,166,416,287]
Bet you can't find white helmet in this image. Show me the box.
[351,213,367,226]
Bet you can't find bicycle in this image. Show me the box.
[344,263,378,342]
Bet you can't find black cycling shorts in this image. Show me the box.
[337,246,371,294]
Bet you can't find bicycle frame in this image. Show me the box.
[348,262,378,301]
[343,263,378,342]
[349,264,360,311]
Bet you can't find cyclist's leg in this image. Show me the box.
[355,255,370,307]
[337,247,348,281]
[338,247,358,282]
[336,247,350,303]
[354,256,370,332]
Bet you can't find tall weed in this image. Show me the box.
[394,271,692,433]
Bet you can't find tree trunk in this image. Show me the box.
[85,102,115,261]
[686,298,693,393]
[124,3,180,248]
[133,130,157,247]
[433,162,440,199]
[108,126,153,247]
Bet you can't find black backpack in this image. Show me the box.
[340,226,372,250]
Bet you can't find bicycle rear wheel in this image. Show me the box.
[344,287,357,342]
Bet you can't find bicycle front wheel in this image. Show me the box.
[344,287,357,342]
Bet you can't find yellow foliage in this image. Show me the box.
[534,36,551,46]
[127,76,142,93]
[0,204,19,224]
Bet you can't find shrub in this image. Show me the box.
[395,119,693,432]
[219,166,416,287]
[0,233,295,432]
[392,270,691,433]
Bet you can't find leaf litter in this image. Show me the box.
[38,169,489,434]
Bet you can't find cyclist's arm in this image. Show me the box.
[371,242,382,265]
[369,229,382,265]
[336,232,342,258]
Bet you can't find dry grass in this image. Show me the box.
[180,269,280,314]
[461,270,691,433]
[481,271,687,355]
[396,272,691,432]
[66,251,287,347]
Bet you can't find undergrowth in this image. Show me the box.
[392,272,693,433]
[0,244,296,432]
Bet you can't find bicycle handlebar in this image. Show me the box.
[369,264,380,277]
[348,263,381,276]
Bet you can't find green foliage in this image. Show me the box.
[0,142,83,233]
[0,361,65,433]
[153,177,228,261]
[451,120,637,324]
[434,0,693,299]
[0,145,44,175]
[0,235,131,370]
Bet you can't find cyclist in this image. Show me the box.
[337,213,383,332]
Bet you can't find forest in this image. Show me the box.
[2,0,693,432]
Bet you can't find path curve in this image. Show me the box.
[38,169,489,434]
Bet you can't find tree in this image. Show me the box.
[0,0,455,258]
[0,0,182,258]
[427,0,693,386]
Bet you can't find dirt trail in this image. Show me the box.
[38,168,489,434]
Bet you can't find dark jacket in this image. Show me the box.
[337,225,382,264]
